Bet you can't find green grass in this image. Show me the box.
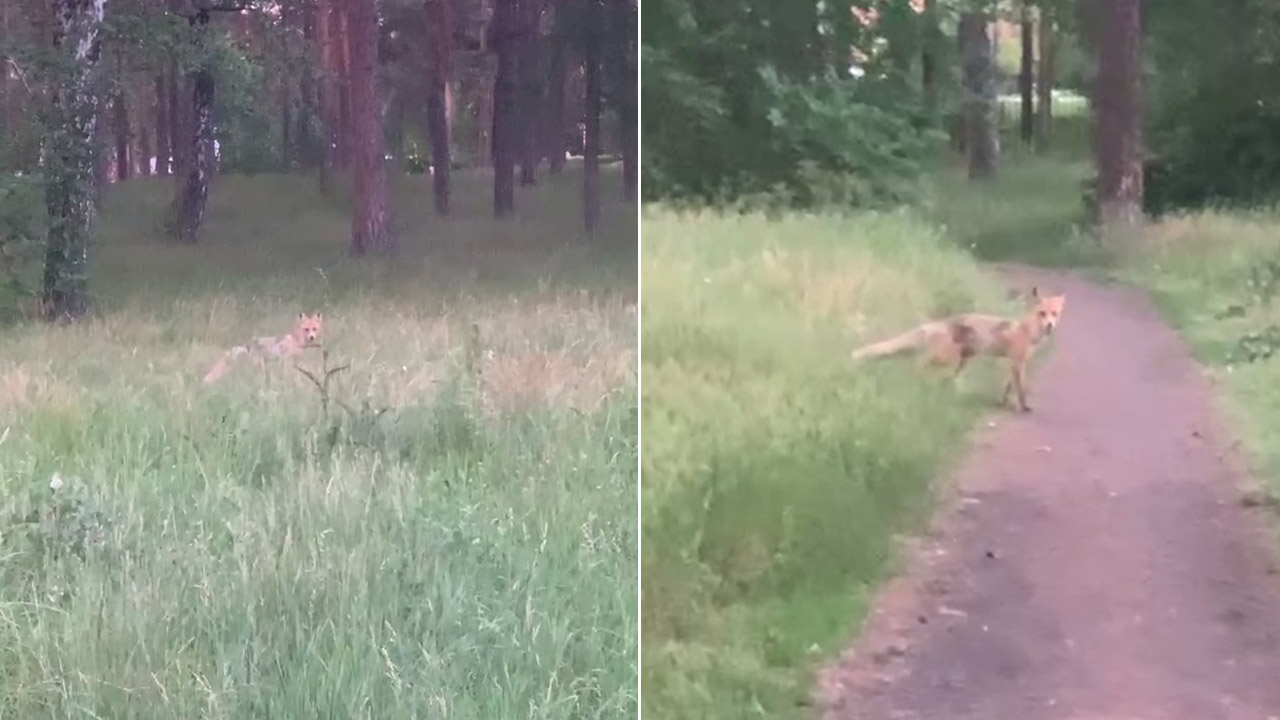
[640,206,1016,719]
[1118,208,1280,490]
[0,165,637,717]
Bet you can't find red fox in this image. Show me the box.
[202,312,325,385]
[850,287,1066,412]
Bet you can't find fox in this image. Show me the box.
[850,287,1066,412]
[202,312,325,385]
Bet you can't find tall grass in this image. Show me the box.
[0,166,637,717]
[641,206,1013,719]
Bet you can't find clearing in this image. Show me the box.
[820,264,1280,720]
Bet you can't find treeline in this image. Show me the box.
[643,0,1280,226]
[0,0,637,317]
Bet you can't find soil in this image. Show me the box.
[818,265,1280,720]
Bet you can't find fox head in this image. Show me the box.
[1027,286,1066,335]
[293,312,325,346]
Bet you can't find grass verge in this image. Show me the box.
[1118,208,1280,493]
[0,166,637,718]
[640,205,1017,719]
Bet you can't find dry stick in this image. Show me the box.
[294,349,351,415]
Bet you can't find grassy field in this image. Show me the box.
[641,206,1019,719]
[0,166,637,717]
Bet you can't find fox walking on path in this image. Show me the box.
[851,288,1066,412]
[202,312,325,385]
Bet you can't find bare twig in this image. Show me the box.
[294,349,350,415]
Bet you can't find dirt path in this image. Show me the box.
[819,265,1280,720]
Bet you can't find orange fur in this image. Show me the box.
[851,287,1066,412]
[202,312,325,385]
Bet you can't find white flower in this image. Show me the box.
[49,474,64,492]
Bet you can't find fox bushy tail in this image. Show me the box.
[202,346,248,384]
[851,326,932,362]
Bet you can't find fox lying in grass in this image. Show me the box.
[851,287,1066,412]
[202,312,325,385]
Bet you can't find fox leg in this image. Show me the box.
[1002,358,1031,412]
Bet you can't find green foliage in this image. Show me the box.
[641,0,941,210]
[1142,0,1280,214]
[642,206,1008,719]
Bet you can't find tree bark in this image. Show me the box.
[582,0,601,234]
[315,0,336,189]
[347,0,394,255]
[42,0,107,321]
[154,73,169,174]
[920,0,938,113]
[112,88,130,180]
[174,9,216,244]
[139,124,151,176]
[297,0,318,169]
[1019,2,1034,145]
[334,3,352,169]
[1094,0,1143,227]
[517,0,544,186]
[491,0,519,217]
[1034,6,1055,154]
[545,30,567,173]
[167,60,184,179]
[424,0,453,215]
[959,12,998,180]
[616,0,636,200]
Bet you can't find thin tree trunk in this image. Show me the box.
[582,0,601,234]
[139,125,151,175]
[347,0,393,254]
[491,0,518,217]
[545,32,567,173]
[168,61,185,182]
[960,12,998,180]
[281,83,293,170]
[335,3,352,169]
[42,0,107,321]
[154,73,169,174]
[1094,0,1143,227]
[615,0,636,200]
[113,88,130,181]
[920,0,938,113]
[425,0,452,214]
[298,0,318,169]
[316,0,336,189]
[517,0,544,186]
[1019,2,1034,145]
[1035,6,1055,154]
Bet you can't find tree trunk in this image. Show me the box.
[315,0,336,189]
[424,0,452,215]
[545,32,567,174]
[582,0,601,235]
[1035,6,1055,154]
[491,0,518,217]
[517,0,544,186]
[920,0,938,113]
[112,89,130,181]
[1094,0,1143,227]
[959,12,998,180]
[139,125,152,176]
[174,9,216,246]
[614,0,637,200]
[347,0,393,255]
[297,0,318,169]
[334,3,352,169]
[154,73,169,174]
[281,83,293,170]
[42,0,107,321]
[168,61,184,179]
[1019,2,1034,145]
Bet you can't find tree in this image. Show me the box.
[42,0,109,321]
[611,0,636,200]
[490,0,519,217]
[959,11,998,179]
[1093,0,1143,226]
[347,0,393,254]
[170,1,246,244]
[581,0,600,234]
[424,0,452,215]
[1034,4,1055,153]
[1018,1,1034,145]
